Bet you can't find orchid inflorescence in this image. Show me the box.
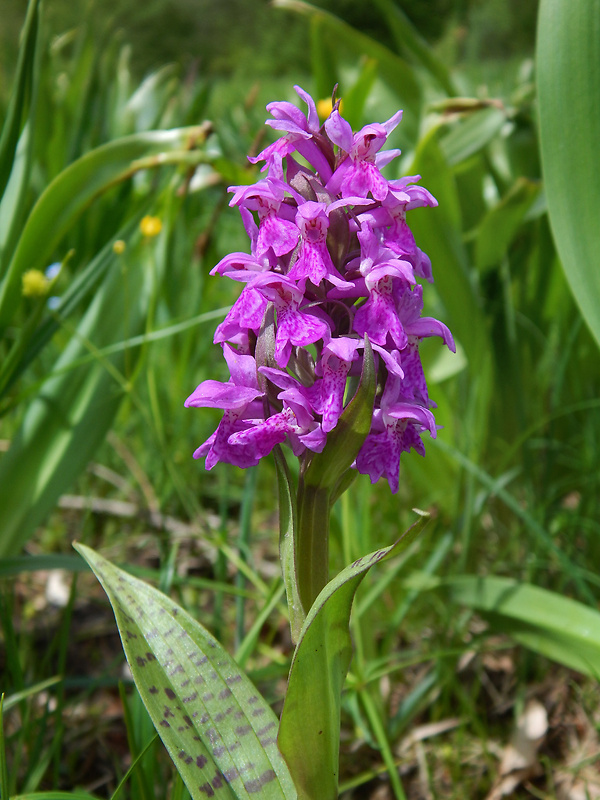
[185,86,454,494]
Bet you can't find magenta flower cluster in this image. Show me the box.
[185,87,454,493]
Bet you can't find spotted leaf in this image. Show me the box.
[74,543,297,800]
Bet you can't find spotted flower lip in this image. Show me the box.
[186,86,454,492]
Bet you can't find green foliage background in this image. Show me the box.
[1,0,598,798]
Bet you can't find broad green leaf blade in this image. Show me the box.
[537,0,600,348]
[442,575,600,678]
[278,513,428,800]
[0,124,210,333]
[74,544,297,800]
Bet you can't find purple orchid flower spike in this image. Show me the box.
[186,85,453,500]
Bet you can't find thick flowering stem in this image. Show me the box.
[296,478,332,613]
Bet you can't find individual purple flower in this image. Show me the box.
[325,109,403,201]
[184,344,265,469]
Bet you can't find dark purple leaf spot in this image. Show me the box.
[146,652,156,661]
[149,686,158,694]
[244,770,277,793]
[251,707,265,717]
[183,715,193,727]
[202,693,214,703]
[125,630,137,640]
[223,767,239,783]
[218,688,232,700]
[200,713,210,724]
[165,688,176,699]
[212,746,226,758]
[178,750,188,760]
[257,722,276,736]
[163,706,175,718]
[183,692,198,703]
[211,771,224,789]
[194,675,206,685]
[248,696,258,704]
[159,720,170,728]
[198,783,214,797]
[235,725,251,736]
[181,679,190,687]
[197,755,208,768]
[259,737,276,747]
[225,675,242,685]
[214,712,225,723]
[136,656,146,667]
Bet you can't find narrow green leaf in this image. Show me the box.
[440,106,506,167]
[74,544,297,800]
[10,794,100,800]
[372,0,456,95]
[537,0,600,348]
[272,0,421,129]
[475,178,541,272]
[278,512,428,800]
[442,575,600,678]
[0,0,40,200]
[274,446,304,643]
[0,124,211,333]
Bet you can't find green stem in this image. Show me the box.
[296,477,331,613]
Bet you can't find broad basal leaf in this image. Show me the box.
[74,544,297,800]
[537,0,600,349]
[278,512,429,800]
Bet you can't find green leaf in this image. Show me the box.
[537,0,600,348]
[0,124,211,334]
[441,575,600,678]
[278,512,428,800]
[74,543,297,800]
[440,106,506,167]
[274,447,304,643]
[10,794,100,800]
[272,0,422,134]
[475,178,541,272]
[0,0,40,201]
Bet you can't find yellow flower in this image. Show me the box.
[140,216,162,237]
[113,239,126,254]
[317,97,343,121]
[22,269,50,297]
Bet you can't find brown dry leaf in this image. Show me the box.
[485,699,548,800]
